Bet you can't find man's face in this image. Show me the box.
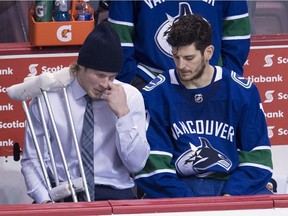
[77,66,117,100]
[172,43,208,86]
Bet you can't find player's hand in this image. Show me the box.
[101,81,130,118]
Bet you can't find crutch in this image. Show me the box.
[40,89,78,202]
[41,88,90,202]
[7,69,91,202]
[22,89,85,202]
[22,100,54,200]
[36,96,60,190]
[61,86,91,201]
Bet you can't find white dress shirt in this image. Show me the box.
[21,69,150,203]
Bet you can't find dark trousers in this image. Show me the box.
[64,185,136,202]
[182,177,273,196]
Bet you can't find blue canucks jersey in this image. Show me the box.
[109,1,250,83]
[135,66,273,197]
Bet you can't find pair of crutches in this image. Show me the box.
[7,69,90,202]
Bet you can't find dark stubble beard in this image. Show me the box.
[178,58,206,83]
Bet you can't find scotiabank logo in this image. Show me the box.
[265,110,284,119]
[244,59,249,66]
[0,139,14,147]
[0,103,14,111]
[0,67,13,75]
[0,120,25,129]
[277,56,288,64]
[267,126,275,139]
[268,126,288,138]
[264,90,275,103]
[57,25,72,42]
[28,64,65,75]
[263,54,274,67]
[278,92,288,100]
[0,86,7,93]
[264,90,288,103]
[248,74,283,83]
[28,64,39,76]
[279,128,288,136]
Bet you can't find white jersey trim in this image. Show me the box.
[135,169,176,180]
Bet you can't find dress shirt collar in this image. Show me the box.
[71,77,87,101]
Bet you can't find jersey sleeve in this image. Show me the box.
[221,1,250,75]
[135,88,195,198]
[108,1,139,83]
[223,84,273,195]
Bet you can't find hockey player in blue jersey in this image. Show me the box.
[135,14,273,198]
[108,0,250,90]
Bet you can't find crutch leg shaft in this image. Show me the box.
[41,90,78,202]
[62,87,91,201]
[22,101,54,200]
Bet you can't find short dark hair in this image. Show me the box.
[165,14,212,55]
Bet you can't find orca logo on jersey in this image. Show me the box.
[143,74,165,91]
[154,3,193,57]
[175,137,232,176]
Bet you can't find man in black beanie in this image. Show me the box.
[21,22,150,203]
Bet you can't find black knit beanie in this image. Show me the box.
[77,22,123,73]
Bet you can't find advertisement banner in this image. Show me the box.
[244,45,288,145]
[0,53,77,157]
[1,45,288,158]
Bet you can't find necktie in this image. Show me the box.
[81,95,94,201]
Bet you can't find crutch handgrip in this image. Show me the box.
[49,177,85,201]
[7,68,74,101]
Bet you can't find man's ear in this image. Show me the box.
[204,45,214,61]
